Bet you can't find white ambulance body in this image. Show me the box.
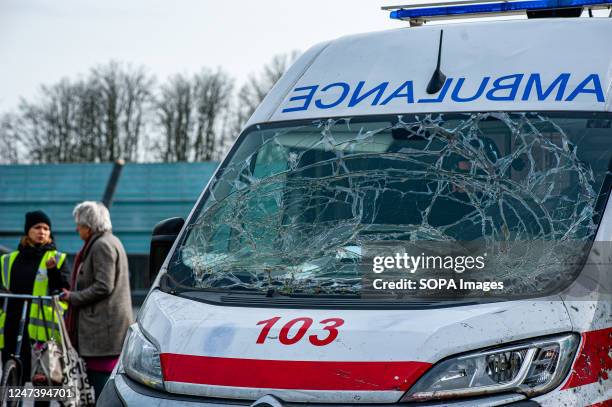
[99,4,611,406]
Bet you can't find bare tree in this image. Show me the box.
[89,62,154,162]
[193,69,233,161]
[16,79,83,163]
[156,74,193,162]
[0,54,303,164]
[75,81,104,162]
[6,62,154,164]
[154,69,233,162]
[0,113,22,163]
[232,51,300,134]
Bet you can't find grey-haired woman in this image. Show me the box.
[62,201,133,396]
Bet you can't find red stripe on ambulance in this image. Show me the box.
[160,354,431,391]
[586,401,612,407]
[562,327,612,390]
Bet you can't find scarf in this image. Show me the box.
[65,235,96,347]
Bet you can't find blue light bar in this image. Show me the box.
[390,0,611,19]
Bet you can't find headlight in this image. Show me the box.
[402,333,578,402]
[121,324,164,390]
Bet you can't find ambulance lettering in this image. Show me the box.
[256,316,345,346]
[281,73,605,112]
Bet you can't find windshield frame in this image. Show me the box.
[159,111,612,305]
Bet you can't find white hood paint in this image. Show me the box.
[139,290,572,402]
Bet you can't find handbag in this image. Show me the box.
[52,296,96,406]
[30,297,64,386]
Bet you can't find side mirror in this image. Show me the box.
[149,217,185,284]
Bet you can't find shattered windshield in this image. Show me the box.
[165,112,611,298]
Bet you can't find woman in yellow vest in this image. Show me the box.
[0,211,69,403]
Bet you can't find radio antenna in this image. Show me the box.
[426,30,447,94]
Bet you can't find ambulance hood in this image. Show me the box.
[139,289,572,403]
[246,18,612,128]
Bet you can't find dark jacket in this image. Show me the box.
[70,231,133,357]
[1,242,70,382]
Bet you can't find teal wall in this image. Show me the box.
[0,162,218,254]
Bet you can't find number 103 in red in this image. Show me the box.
[256,317,345,346]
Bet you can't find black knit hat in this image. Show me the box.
[24,210,52,234]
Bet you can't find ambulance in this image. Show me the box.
[99,1,612,405]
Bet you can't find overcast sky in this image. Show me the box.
[0,0,411,112]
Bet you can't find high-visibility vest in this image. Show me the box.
[0,250,68,349]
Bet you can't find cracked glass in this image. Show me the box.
[164,112,611,298]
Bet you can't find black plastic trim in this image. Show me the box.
[97,378,126,407]
[118,374,533,406]
[120,374,251,405]
[176,290,483,310]
[505,401,541,406]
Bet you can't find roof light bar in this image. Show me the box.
[388,0,612,20]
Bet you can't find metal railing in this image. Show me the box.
[0,292,60,359]
[0,293,54,300]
